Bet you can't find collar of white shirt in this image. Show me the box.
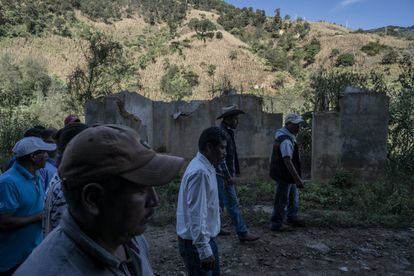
[196,152,215,173]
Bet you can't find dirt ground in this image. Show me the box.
[146,223,414,275]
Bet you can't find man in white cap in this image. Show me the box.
[0,137,56,275]
[269,113,306,232]
[15,124,184,276]
[216,104,259,242]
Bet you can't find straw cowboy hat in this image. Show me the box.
[216,104,246,120]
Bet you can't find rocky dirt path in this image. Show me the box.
[146,224,414,275]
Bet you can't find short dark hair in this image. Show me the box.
[23,126,45,138]
[198,127,227,151]
[62,176,126,213]
[41,128,57,141]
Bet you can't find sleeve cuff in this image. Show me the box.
[195,243,213,260]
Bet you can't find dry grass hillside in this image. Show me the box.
[0,9,412,102]
[308,22,412,71]
[139,29,274,100]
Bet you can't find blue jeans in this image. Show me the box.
[270,180,299,229]
[216,176,248,237]
[178,238,220,276]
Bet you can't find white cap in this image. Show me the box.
[285,113,304,124]
[12,137,57,158]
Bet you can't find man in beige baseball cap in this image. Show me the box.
[269,113,306,232]
[16,124,184,276]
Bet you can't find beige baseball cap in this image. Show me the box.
[12,137,57,158]
[59,124,184,189]
[285,113,304,125]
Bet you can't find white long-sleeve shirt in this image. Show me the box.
[176,152,220,260]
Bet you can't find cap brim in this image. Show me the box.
[41,143,57,152]
[120,154,185,186]
[290,119,304,124]
[216,109,246,120]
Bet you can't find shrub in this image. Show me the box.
[160,65,199,100]
[361,41,391,56]
[215,31,223,39]
[271,72,287,89]
[0,54,56,161]
[335,53,355,67]
[265,47,289,71]
[303,38,321,65]
[330,48,340,58]
[381,49,399,65]
[308,70,370,111]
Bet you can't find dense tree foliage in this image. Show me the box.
[0,55,54,159]
[160,65,199,100]
[303,38,321,66]
[67,31,132,114]
[188,18,217,42]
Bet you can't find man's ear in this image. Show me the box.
[81,183,105,216]
[205,142,214,154]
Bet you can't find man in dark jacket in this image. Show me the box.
[216,104,259,242]
[269,113,306,231]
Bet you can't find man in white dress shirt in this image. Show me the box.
[177,127,227,276]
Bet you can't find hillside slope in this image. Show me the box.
[0,8,412,104]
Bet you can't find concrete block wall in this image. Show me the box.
[312,89,389,182]
[86,91,283,179]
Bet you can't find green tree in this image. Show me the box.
[67,31,132,114]
[0,54,53,160]
[303,38,321,66]
[265,47,289,71]
[160,65,199,100]
[188,18,217,43]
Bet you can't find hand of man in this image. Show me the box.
[224,177,234,186]
[200,255,215,271]
[295,178,305,189]
[35,212,43,222]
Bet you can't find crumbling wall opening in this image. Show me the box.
[311,87,389,182]
[87,91,283,179]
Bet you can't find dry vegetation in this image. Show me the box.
[0,9,412,102]
[309,24,412,70]
[140,30,275,100]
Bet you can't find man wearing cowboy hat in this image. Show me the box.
[269,113,306,232]
[216,104,259,242]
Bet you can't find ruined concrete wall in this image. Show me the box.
[312,90,389,182]
[311,112,342,181]
[86,92,282,179]
[152,94,282,179]
[86,91,152,141]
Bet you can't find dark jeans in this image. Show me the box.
[216,175,248,237]
[178,237,220,276]
[270,180,299,229]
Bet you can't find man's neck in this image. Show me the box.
[71,211,121,255]
[222,121,235,131]
[284,127,297,137]
[17,160,36,175]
